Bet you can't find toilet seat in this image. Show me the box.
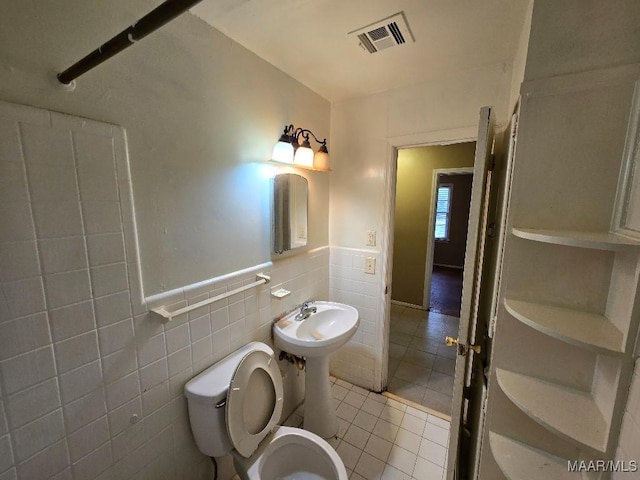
[226,349,284,458]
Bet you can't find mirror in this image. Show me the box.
[273,173,308,254]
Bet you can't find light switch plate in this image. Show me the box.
[366,230,377,246]
[365,257,376,274]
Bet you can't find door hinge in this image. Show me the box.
[463,386,471,399]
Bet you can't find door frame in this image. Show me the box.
[423,167,474,310]
[379,126,477,390]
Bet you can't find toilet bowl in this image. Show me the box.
[237,425,345,479]
[184,342,347,480]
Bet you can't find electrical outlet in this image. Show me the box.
[364,257,376,274]
[367,230,376,246]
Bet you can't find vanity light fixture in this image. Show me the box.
[271,125,330,171]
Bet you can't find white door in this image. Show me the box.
[446,106,495,480]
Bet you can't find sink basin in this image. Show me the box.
[273,301,359,357]
[272,301,359,439]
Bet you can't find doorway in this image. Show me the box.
[387,143,475,416]
[429,171,474,317]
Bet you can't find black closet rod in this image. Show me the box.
[57,0,204,85]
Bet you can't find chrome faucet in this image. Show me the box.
[295,301,317,321]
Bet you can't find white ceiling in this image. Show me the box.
[192,0,531,102]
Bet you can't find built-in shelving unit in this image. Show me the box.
[482,77,640,480]
[503,299,625,355]
[496,369,608,453]
[489,223,639,477]
[489,432,577,480]
[490,224,639,477]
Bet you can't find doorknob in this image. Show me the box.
[445,336,481,355]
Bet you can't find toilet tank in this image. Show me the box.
[184,342,273,457]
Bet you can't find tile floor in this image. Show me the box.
[283,377,450,480]
[388,304,460,416]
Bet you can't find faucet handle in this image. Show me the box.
[302,300,314,309]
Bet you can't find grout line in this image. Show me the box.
[16,121,73,473]
[291,378,449,480]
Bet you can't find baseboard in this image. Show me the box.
[433,263,463,270]
[391,299,425,310]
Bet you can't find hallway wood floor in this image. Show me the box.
[429,266,463,316]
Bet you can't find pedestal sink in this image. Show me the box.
[273,301,359,439]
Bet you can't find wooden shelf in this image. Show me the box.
[489,432,577,480]
[269,160,331,172]
[504,299,625,355]
[512,228,640,251]
[496,369,608,453]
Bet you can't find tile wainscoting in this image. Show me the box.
[0,100,330,480]
[329,247,384,391]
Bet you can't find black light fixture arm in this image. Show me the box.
[293,128,327,148]
[57,0,204,85]
[281,124,295,139]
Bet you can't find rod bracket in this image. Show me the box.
[52,71,76,91]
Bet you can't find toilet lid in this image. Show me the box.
[226,349,284,458]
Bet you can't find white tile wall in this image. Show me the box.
[614,357,640,479]
[330,246,384,389]
[0,101,330,480]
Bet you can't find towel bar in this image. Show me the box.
[152,273,270,322]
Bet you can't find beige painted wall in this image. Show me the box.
[392,143,475,306]
[0,0,330,297]
[507,0,534,113]
[328,57,517,389]
[524,0,640,83]
[330,62,513,252]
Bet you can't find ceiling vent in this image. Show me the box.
[348,12,414,54]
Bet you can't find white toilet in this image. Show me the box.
[184,341,348,480]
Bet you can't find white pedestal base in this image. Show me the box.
[303,356,338,439]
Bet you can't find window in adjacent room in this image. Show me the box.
[435,184,452,241]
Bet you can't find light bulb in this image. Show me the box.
[314,149,329,171]
[293,146,314,167]
[271,141,294,163]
